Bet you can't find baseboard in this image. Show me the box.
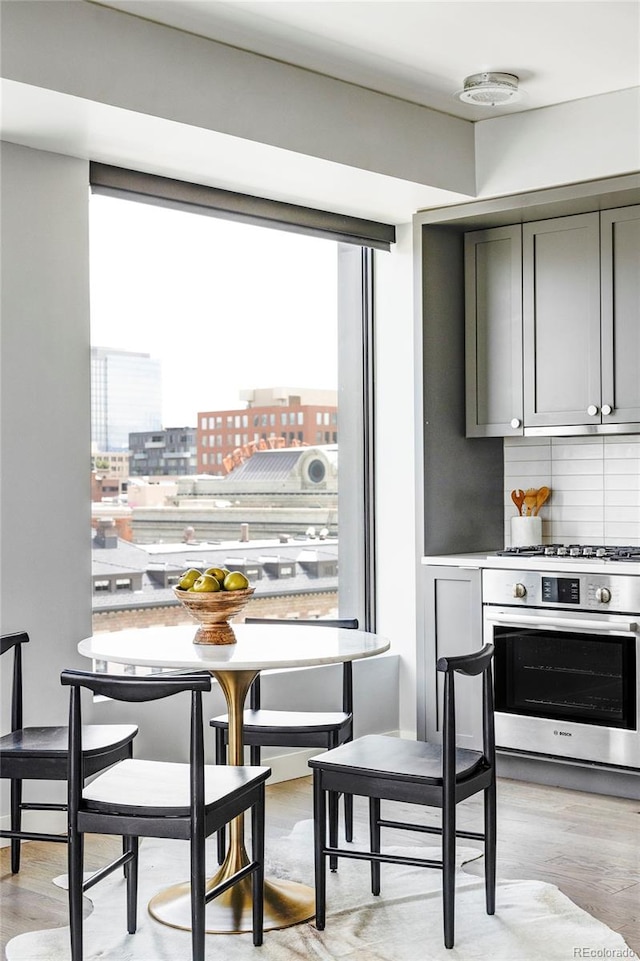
[0,810,67,848]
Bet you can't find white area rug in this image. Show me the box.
[6,820,638,961]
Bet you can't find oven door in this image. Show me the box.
[483,606,639,769]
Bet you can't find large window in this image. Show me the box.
[89,172,385,633]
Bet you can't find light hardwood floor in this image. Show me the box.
[1,774,638,955]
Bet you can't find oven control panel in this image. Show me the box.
[541,576,580,604]
[482,568,640,614]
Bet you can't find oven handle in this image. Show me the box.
[485,612,638,635]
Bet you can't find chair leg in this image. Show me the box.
[344,791,354,843]
[369,796,381,896]
[484,780,497,916]
[215,729,227,865]
[68,828,84,961]
[313,772,327,931]
[328,791,339,872]
[442,801,456,949]
[124,836,139,934]
[10,779,21,874]
[190,826,206,961]
[251,789,265,947]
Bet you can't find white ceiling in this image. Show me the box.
[94,0,640,120]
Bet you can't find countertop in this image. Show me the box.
[421,551,640,578]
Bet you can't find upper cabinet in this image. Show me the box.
[464,225,523,437]
[465,205,640,436]
[523,213,601,429]
[600,206,640,425]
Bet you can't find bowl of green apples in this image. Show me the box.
[173,567,254,643]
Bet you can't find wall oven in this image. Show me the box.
[482,566,640,770]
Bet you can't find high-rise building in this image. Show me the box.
[91,347,162,451]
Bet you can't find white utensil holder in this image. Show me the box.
[510,515,542,547]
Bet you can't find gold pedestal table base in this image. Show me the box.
[148,843,315,933]
[149,667,315,933]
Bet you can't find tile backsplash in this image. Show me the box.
[504,435,640,547]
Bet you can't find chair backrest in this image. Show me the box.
[243,618,358,712]
[1,632,29,732]
[436,645,495,782]
[60,670,212,819]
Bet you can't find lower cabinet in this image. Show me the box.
[421,566,484,751]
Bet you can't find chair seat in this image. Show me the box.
[0,725,138,760]
[309,734,485,783]
[211,709,351,734]
[82,758,271,817]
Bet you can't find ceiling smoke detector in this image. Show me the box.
[457,72,521,107]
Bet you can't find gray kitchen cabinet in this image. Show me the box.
[420,566,484,750]
[523,213,602,429]
[601,205,640,425]
[466,206,640,435]
[465,225,523,437]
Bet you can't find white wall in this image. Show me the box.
[0,142,93,826]
[475,88,640,198]
[374,223,420,737]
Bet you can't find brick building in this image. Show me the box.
[198,387,337,475]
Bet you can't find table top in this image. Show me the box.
[78,623,390,672]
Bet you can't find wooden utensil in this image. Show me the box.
[511,489,525,516]
[534,486,550,515]
[523,488,539,516]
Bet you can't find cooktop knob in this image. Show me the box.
[513,583,527,599]
[595,586,612,604]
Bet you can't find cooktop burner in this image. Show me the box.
[495,544,640,562]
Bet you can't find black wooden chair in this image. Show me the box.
[309,644,496,950]
[61,668,270,961]
[211,616,358,864]
[0,631,138,874]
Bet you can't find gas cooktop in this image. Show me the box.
[495,544,640,562]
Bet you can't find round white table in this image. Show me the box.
[78,622,389,934]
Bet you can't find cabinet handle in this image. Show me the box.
[587,405,599,416]
[601,404,613,416]
[510,418,522,429]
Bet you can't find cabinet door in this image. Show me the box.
[601,206,640,425]
[421,566,483,750]
[523,213,601,428]
[465,226,523,437]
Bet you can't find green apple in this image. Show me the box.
[223,571,249,591]
[204,567,227,583]
[189,573,222,592]
[177,568,202,590]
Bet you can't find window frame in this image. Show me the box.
[90,166,385,631]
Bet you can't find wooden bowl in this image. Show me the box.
[172,586,254,644]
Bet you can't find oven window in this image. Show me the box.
[494,627,636,730]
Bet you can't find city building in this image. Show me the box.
[198,387,337,474]
[91,449,130,478]
[91,527,339,633]
[129,427,197,476]
[129,444,338,544]
[91,346,162,451]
